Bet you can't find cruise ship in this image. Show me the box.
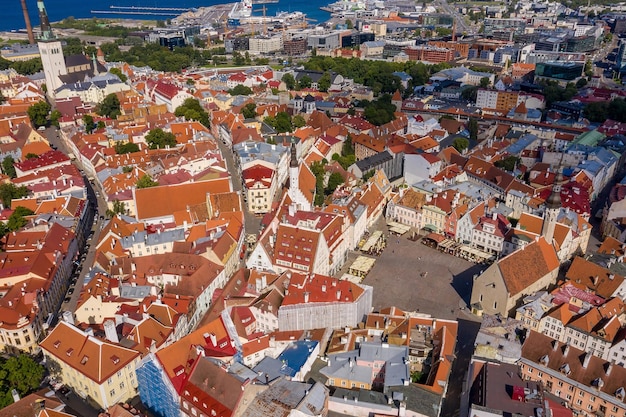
[228,0,252,23]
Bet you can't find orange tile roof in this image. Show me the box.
[134,178,231,220]
[282,272,364,306]
[565,257,624,299]
[40,322,139,384]
[497,237,559,296]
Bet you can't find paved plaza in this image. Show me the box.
[340,224,486,321]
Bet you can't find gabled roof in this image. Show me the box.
[40,321,140,384]
[497,237,559,296]
[565,257,624,299]
[134,178,231,221]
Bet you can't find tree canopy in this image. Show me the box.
[27,102,51,128]
[241,103,257,119]
[362,94,396,126]
[0,183,29,207]
[115,142,140,154]
[136,174,159,189]
[82,115,96,134]
[174,98,210,127]
[452,136,470,153]
[145,128,177,149]
[97,93,121,119]
[584,98,626,123]
[1,156,16,179]
[0,355,45,408]
[228,84,253,96]
[264,112,293,133]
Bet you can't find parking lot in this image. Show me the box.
[338,220,486,321]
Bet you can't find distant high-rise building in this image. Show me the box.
[37,0,67,97]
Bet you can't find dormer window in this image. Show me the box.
[66,348,74,356]
[53,340,61,348]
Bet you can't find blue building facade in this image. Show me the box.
[136,354,179,417]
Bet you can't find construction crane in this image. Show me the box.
[252,5,268,36]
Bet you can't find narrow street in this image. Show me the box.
[214,134,262,237]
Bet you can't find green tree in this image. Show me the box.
[342,135,354,156]
[282,73,296,90]
[136,174,159,189]
[362,94,396,126]
[145,128,177,149]
[27,101,51,128]
[479,77,491,88]
[584,59,593,77]
[345,19,354,29]
[461,85,479,102]
[241,103,257,119]
[228,84,253,96]
[0,91,5,104]
[467,117,478,141]
[317,72,331,92]
[115,142,140,154]
[292,115,306,128]
[452,136,470,153]
[174,98,210,127]
[326,172,344,195]
[0,182,29,206]
[576,78,588,88]
[310,160,326,206]
[274,112,293,133]
[6,206,34,231]
[494,156,520,172]
[97,93,121,119]
[49,109,62,128]
[583,101,608,123]
[82,114,95,134]
[1,156,16,179]
[106,200,127,217]
[24,153,38,159]
[0,354,45,407]
[435,27,452,37]
[298,75,312,90]
[109,67,127,82]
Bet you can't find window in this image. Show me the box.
[576,399,582,405]
[109,389,115,397]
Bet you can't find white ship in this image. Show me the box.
[229,0,252,19]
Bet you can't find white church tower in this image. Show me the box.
[541,170,563,246]
[37,0,66,97]
[287,141,311,212]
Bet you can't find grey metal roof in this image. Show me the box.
[355,150,393,172]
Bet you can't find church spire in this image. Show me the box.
[37,0,54,41]
[290,140,298,168]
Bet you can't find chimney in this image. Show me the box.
[103,319,119,343]
[304,292,309,303]
[336,290,341,300]
[397,400,407,417]
[209,333,217,346]
[11,389,19,403]
[62,310,74,325]
[607,361,614,376]
[20,0,35,44]
[583,352,592,368]
[321,284,326,292]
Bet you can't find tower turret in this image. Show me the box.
[541,169,564,245]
